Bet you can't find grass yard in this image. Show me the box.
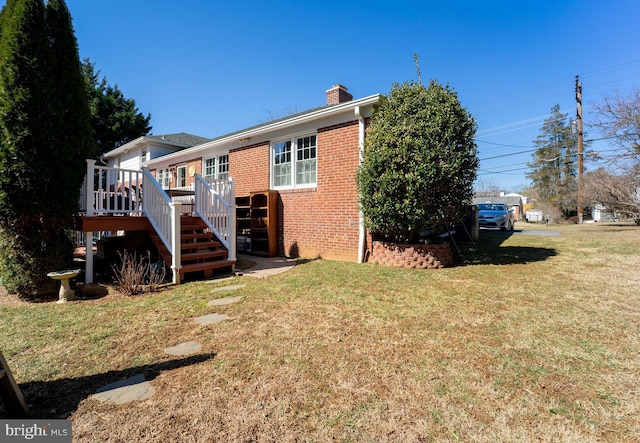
[1,222,639,442]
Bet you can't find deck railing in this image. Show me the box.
[194,174,236,261]
[81,160,182,284]
[141,168,181,284]
[81,160,144,216]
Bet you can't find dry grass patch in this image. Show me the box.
[1,222,639,441]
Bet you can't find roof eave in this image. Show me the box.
[145,94,381,167]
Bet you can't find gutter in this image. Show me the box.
[355,105,366,264]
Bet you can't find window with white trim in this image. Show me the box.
[204,154,230,180]
[272,134,316,188]
[204,158,216,178]
[218,154,229,180]
[176,165,187,187]
[156,168,171,189]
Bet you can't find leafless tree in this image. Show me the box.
[586,89,640,223]
[584,167,640,224]
[590,88,640,162]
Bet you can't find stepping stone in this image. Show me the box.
[194,313,229,325]
[208,295,242,306]
[92,374,155,405]
[164,341,202,356]
[211,284,245,293]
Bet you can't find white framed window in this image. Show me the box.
[204,154,230,180]
[176,165,187,187]
[272,134,316,189]
[218,154,229,180]
[156,168,171,189]
[204,158,216,178]
[296,135,317,185]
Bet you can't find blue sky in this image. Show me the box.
[14,1,640,191]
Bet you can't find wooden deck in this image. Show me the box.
[75,215,152,232]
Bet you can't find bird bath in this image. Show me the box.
[47,269,81,303]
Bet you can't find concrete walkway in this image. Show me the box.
[237,254,297,278]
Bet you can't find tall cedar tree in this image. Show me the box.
[526,104,578,217]
[0,0,93,298]
[82,58,151,155]
[357,80,478,243]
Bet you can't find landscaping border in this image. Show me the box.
[369,241,454,269]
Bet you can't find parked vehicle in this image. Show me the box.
[477,203,514,231]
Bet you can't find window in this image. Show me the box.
[176,165,187,187]
[272,134,316,188]
[156,168,171,189]
[296,135,317,185]
[204,154,230,180]
[204,158,216,178]
[218,154,229,180]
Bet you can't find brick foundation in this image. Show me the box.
[369,241,454,269]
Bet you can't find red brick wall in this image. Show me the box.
[230,142,270,196]
[280,121,361,262]
[228,121,362,262]
[229,120,359,262]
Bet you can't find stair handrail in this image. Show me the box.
[142,167,182,284]
[194,174,236,262]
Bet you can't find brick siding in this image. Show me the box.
[230,120,362,262]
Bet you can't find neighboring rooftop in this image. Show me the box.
[146,132,211,147]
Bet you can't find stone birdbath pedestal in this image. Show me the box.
[47,269,81,303]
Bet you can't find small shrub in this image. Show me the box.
[111,250,166,296]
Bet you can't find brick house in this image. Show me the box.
[144,85,380,263]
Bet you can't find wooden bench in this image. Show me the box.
[0,351,30,417]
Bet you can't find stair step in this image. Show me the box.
[182,249,228,261]
[180,259,236,275]
[181,241,222,251]
[181,232,212,241]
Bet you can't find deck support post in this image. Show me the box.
[85,231,94,284]
[170,202,182,284]
[84,160,96,284]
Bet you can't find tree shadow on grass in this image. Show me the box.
[0,353,215,419]
[458,230,557,266]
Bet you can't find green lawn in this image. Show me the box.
[1,222,639,442]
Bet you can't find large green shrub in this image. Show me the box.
[357,80,478,243]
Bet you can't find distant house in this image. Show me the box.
[102,132,211,173]
[473,194,524,221]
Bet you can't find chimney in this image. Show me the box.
[326,84,353,105]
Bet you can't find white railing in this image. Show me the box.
[194,174,236,262]
[82,160,144,216]
[141,168,181,284]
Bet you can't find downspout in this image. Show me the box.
[355,106,366,263]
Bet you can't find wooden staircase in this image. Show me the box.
[147,215,236,281]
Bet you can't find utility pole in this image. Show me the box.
[575,75,584,224]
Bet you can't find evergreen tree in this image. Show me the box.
[82,59,151,155]
[526,104,578,217]
[357,80,478,242]
[0,0,93,298]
